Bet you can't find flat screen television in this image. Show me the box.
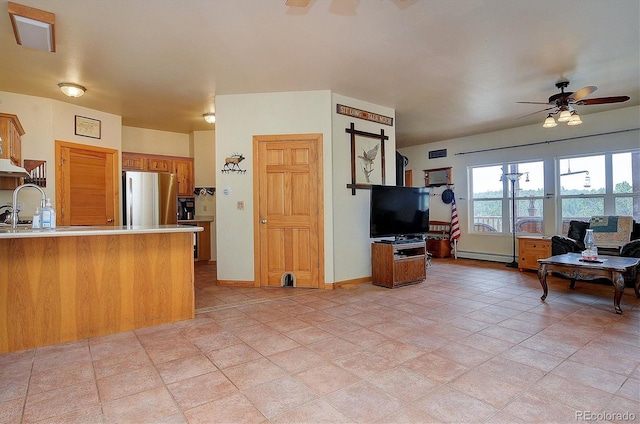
[369,185,430,239]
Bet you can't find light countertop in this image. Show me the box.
[0,224,203,239]
[178,215,214,223]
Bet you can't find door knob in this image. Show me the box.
[107,218,114,223]
[261,219,267,224]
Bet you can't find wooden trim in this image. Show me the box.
[216,280,256,288]
[331,276,372,289]
[0,113,25,135]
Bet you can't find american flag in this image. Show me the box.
[450,196,461,251]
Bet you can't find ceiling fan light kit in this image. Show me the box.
[517,80,630,129]
[543,114,557,128]
[567,111,582,126]
[557,109,572,122]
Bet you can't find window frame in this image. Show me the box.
[557,149,640,227]
[470,161,545,235]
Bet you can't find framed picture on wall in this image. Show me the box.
[346,122,388,195]
[75,115,101,139]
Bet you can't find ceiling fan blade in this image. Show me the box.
[285,0,310,6]
[568,86,597,102]
[514,106,556,119]
[516,101,552,105]
[577,96,630,105]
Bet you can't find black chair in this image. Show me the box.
[620,239,640,288]
[551,220,590,255]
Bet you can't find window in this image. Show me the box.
[558,150,640,232]
[471,161,545,234]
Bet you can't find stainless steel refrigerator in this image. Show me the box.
[122,171,178,226]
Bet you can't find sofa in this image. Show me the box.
[551,216,640,256]
[551,217,640,288]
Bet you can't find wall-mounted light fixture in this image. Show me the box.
[8,2,56,52]
[203,113,216,124]
[58,82,86,98]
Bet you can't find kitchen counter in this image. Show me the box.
[178,215,214,224]
[0,224,203,239]
[0,225,198,353]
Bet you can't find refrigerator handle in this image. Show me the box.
[128,177,134,227]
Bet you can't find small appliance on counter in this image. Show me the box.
[178,197,196,220]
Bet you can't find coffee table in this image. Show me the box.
[537,253,640,314]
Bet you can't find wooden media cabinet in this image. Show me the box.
[371,240,427,288]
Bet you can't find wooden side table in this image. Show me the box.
[427,238,450,258]
[518,236,551,271]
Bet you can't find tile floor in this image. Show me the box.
[1,259,639,423]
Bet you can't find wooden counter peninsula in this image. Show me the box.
[0,225,202,353]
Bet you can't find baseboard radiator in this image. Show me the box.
[456,250,513,263]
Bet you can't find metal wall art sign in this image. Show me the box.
[336,104,393,126]
[221,152,246,173]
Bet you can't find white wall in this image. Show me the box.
[122,126,191,156]
[331,94,396,283]
[215,90,397,285]
[215,90,334,283]
[399,105,640,262]
[0,91,121,216]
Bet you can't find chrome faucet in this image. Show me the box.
[11,183,46,229]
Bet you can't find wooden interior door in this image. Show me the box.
[254,134,324,288]
[55,141,119,226]
[404,169,413,187]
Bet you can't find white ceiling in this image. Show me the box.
[1,0,638,148]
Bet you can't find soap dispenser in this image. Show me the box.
[42,198,56,229]
[32,206,41,229]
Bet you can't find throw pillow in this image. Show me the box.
[567,220,590,243]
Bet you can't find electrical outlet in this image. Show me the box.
[237,201,244,210]
[203,205,207,212]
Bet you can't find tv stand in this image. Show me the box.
[371,240,426,288]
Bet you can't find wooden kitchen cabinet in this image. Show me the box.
[122,152,195,196]
[0,113,25,190]
[121,152,146,171]
[182,220,211,262]
[196,221,211,262]
[172,158,194,196]
[147,157,172,172]
[518,236,551,271]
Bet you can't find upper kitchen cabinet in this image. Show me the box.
[173,158,194,196]
[122,152,194,196]
[147,157,172,172]
[121,152,146,171]
[0,113,25,190]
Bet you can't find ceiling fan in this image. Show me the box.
[517,80,630,127]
